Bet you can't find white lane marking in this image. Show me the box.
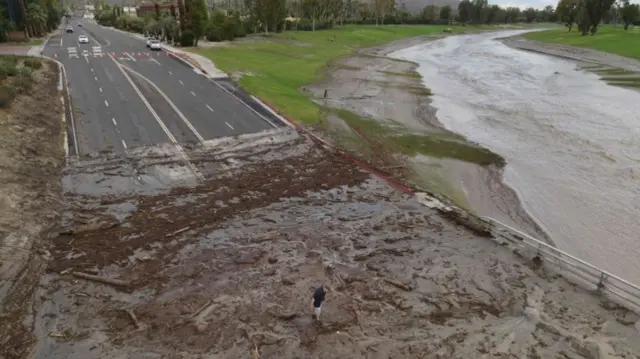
[94,76,98,81]
[104,100,109,107]
[120,64,205,142]
[99,87,103,92]
[190,91,196,96]
[179,80,184,86]
[168,71,172,75]
[150,57,161,65]
[125,52,136,62]
[206,104,214,112]
[110,56,204,181]
[112,118,117,126]
[121,140,127,149]
[91,68,94,72]
[84,55,89,63]
[60,38,63,46]
[211,81,278,128]
[225,122,234,130]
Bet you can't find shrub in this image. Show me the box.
[0,61,18,77]
[14,67,34,93]
[180,30,195,46]
[23,57,42,70]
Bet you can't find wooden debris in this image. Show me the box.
[72,272,130,288]
[165,226,191,238]
[384,278,412,291]
[125,309,143,330]
[251,344,260,359]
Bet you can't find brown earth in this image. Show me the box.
[0,58,65,359]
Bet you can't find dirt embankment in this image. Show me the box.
[0,57,65,359]
[31,129,640,359]
[305,35,547,241]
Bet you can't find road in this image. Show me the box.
[42,18,284,157]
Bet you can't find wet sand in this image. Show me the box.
[306,35,547,241]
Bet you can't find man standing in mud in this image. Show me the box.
[311,285,326,321]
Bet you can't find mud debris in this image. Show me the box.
[28,130,640,359]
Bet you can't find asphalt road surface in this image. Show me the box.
[43,19,284,157]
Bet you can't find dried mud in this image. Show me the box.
[0,60,65,359]
[30,128,640,359]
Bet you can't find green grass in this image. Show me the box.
[330,108,505,167]
[192,25,489,125]
[606,81,640,88]
[600,76,640,82]
[523,26,640,59]
[591,68,635,75]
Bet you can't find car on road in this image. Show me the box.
[145,37,154,47]
[78,35,89,44]
[149,40,161,51]
[66,26,74,33]
[77,23,83,27]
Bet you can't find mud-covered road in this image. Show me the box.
[17,126,640,359]
[392,30,640,282]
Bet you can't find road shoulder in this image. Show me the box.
[0,57,66,359]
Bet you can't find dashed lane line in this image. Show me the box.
[179,80,184,86]
[112,118,117,126]
[104,100,109,107]
[119,64,205,143]
[109,55,204,182]
[121,140,127,149]
[225,122,234,130]
[206,104,214,112]
[190,91,196,96]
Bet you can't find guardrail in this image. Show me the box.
[482,216,640,312]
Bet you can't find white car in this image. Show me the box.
[145,37,153,47]
[149,40,161,51]
[78,35,89,44]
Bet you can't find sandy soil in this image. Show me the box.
[22,125,640,359]
[305,35,546,241]
[0,59,65,359]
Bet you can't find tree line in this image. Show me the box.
[95,0,566,47]
[0,0,64,42]
[556,0,639,34]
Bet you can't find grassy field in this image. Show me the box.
[192,25,499,125]
[523,26,640,59]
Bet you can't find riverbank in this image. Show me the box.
[306,35,545,238]
[192,25,546,239]
[501,34,640,90]
[521,26,640,59]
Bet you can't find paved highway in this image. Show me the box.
[43,18,284,157]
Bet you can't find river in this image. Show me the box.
[391,30,640,282]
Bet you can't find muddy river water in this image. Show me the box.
[391,30,640,282]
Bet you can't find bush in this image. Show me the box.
[23,57,42,70]
[14,67,34,93]
[180,30,195,46]
[0,61,18,77]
